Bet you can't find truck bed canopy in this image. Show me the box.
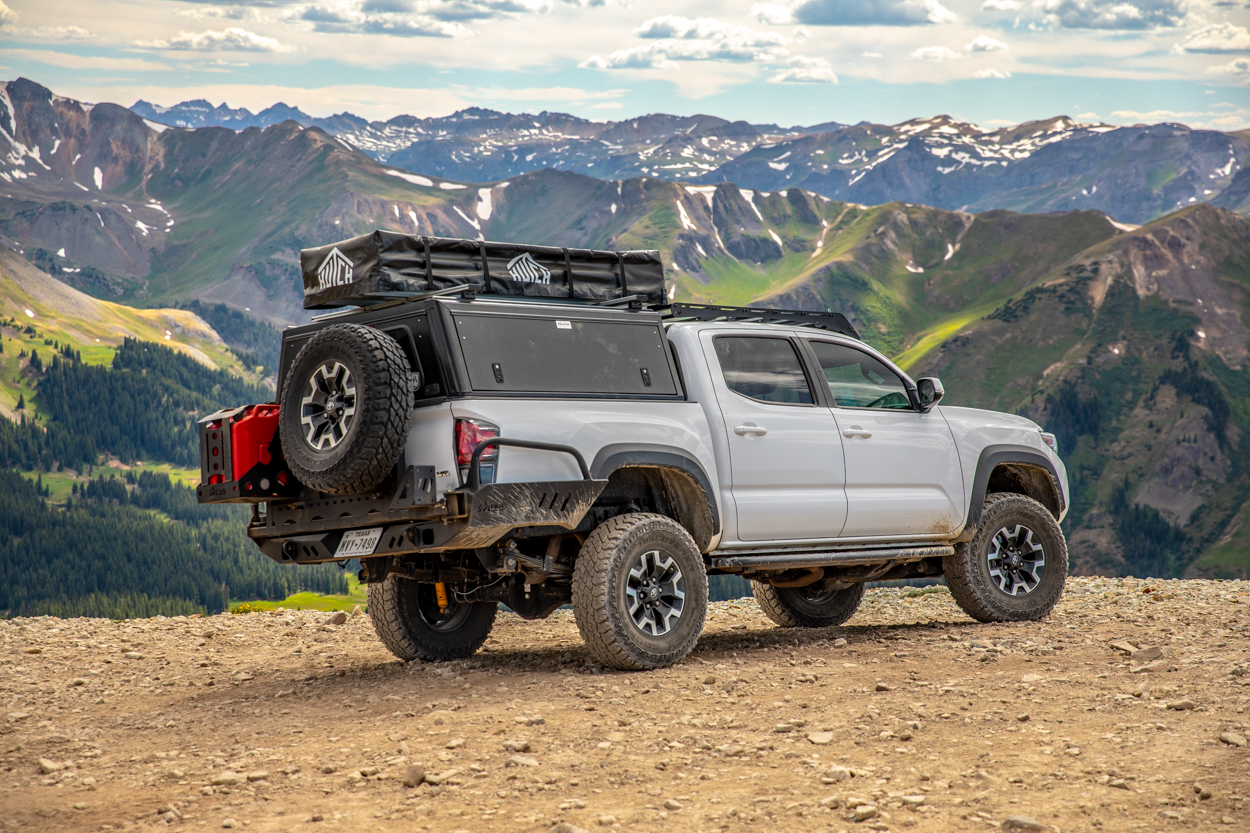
[300,230,666,310]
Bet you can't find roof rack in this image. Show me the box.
[657,303,860,340]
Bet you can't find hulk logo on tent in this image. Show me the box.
[317,247,354,290]
[507,252,551,284]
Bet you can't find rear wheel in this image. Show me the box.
[753,580,866,628]
[943,493,1068,623]
[367,576,496,662]
[572,513,708,670]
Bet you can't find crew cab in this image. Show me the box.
[198,231,1069,670]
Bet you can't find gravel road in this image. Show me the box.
[2,577,1249,832]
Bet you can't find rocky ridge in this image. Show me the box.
[1,577,1248,832]
[126,96,1249,226]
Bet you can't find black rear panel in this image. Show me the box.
[449,307,678,396]
[278,297,682,402]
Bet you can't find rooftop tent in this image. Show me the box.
[300,230,667,310]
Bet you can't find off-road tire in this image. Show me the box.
[944,492,1068,623]
[572,513,708,671]
[752,580,866,628]
[367,575,497,662]
[279,323,412,495]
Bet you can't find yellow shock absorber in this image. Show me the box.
[434,582,449,613]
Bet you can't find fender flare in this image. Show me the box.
[589,444,721,536]
[961,445,1065,538]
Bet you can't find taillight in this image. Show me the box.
[456,418,499,467]
[1041,432,1058,453]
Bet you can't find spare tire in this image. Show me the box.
[279,323,412,495]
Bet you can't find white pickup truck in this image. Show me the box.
[198,234,1069,671]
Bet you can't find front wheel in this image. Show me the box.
[368,576,497,661]
[572,513,708,670]
[753,580,866,628]
[943,493,1068,623]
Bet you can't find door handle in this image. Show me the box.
[734,424,768,436]
[843,425,872,438]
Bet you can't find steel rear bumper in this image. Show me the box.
[252,478,607,565]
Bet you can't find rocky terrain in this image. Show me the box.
[1,577,1248,833]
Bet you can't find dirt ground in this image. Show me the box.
[2,577,1249,833]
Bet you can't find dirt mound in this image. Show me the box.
[1,577,1248,831]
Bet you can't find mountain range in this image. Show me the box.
[3,76,1250,586]
[132,98,1250,226]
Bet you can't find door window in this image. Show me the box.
[808,341,911,410]
[714,337,814,405]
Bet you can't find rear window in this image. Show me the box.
[451,310,678,396]
[713,336,814,405]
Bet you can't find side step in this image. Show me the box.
[712,544,954,571]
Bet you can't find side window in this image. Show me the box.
[808,341,912,410]
[714,337,814,406]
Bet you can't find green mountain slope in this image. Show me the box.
[909,204,1250,579]
[0,247,254,422]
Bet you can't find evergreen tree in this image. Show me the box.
[15,394,23,411]
[0,471,348,617]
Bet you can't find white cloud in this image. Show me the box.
[176,6,263,21]
[1035,0,1186,31]
[582,13,836,87]
[770,55,838,83]
[981,0,1021,9]
[863,50,883,57]
[584,16,791,68]
[911,45,963,60]
[283,3,471,37]
[23,25,95,39]
[1206,56,1250,75]
[0,1,17,27]
[634,15,788,49]
[140,27,297,52]
[965,34,1008,51]
[580,47,676,70]
[1173,23,1250,54]
[280,0,558,37]
[974,67,1012,77]
[753,0,957,27]
[1109,106,1250,129]
[4,48,173,72]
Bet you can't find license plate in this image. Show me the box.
[335,527,383,558]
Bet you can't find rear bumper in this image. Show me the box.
[251,477,607,565]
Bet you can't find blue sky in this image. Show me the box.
[1,0,1248,129]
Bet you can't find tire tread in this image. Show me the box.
[752,580,865,628]
[281,324,412,495]
[944,493,1068,623]
[572,513,707,671]
[367,577,496,662]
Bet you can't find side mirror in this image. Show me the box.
[916,377,944,411]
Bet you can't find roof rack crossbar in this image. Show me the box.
[657,303,860,340]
